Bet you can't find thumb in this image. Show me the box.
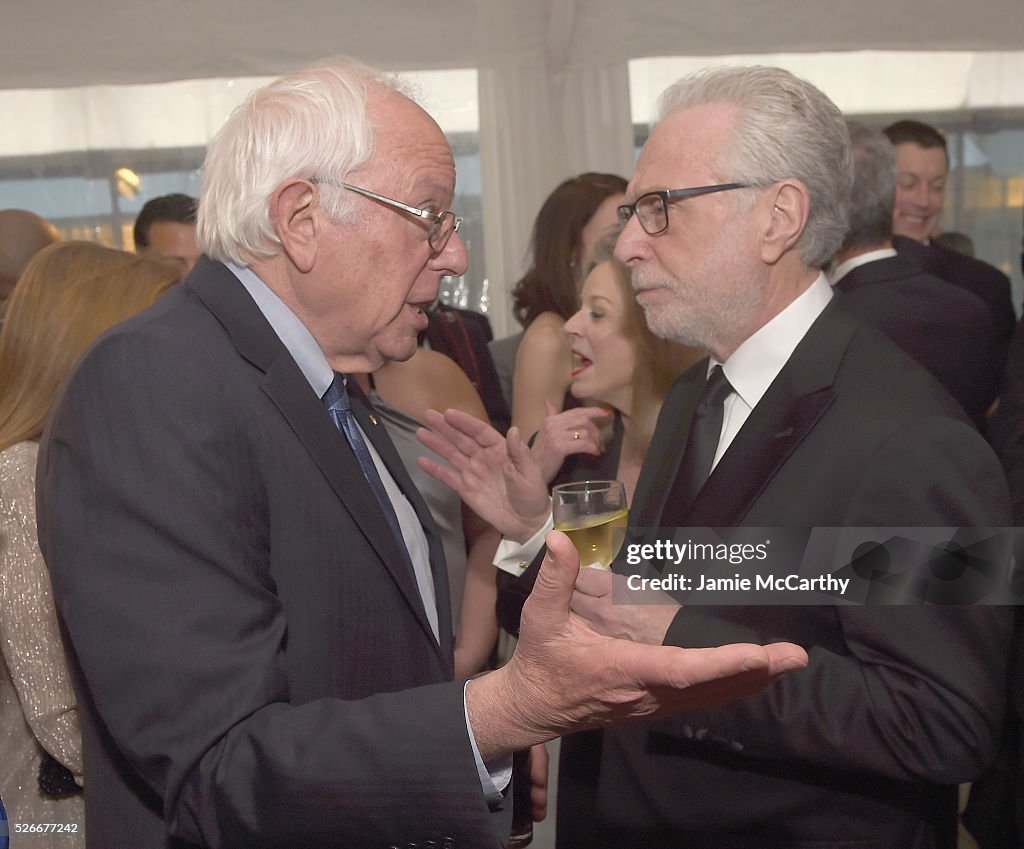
[525,530,580,620]
[544,399,559,417]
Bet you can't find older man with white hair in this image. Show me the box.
[421,66,1013,849]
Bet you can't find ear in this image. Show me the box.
[269,179,319,273]
[760,181,809,265]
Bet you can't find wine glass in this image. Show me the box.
[551,480,628,569]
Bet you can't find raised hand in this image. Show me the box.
[417,409,551,542]
[529,401,609,483]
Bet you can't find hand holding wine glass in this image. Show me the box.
[551,480,627,569]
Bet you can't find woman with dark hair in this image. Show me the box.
[489,172,627,440]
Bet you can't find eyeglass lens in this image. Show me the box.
[429,213,459,253]
[617,194,669,236]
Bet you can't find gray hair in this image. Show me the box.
[656,65,853,269]
[197,57,413,265]
[841,122,895,252]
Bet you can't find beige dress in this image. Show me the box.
[0,441,84,847]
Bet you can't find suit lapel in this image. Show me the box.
[685,303,856,526]
[632,362,707,527]
[347,381,454,657]
[638,302,858,530]
[187,261,446,659]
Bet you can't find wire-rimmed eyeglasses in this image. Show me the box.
[311,178,463,253]
[616,182,750,236]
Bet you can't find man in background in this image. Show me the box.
[0,208,60,318]
[133,192,200,273]
[884,119,1016,360]
[830,122,999,427]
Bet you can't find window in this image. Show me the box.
[0,68,488,310]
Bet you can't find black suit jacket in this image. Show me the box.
[593,301,1013,849]
[37,259,509,849]
[893,234,1016,355]
[834,252,1000,427]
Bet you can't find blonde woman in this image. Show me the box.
[0,242,180,846]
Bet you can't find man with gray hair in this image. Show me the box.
[830,122,999,428]
[421,66,1012,849]
[34,57,807,849]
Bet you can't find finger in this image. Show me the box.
[443,407,505,447]
[420,410,492,460]
[573,566,613,598]
[416,424,475,471]
[524,531,581,621]
[569,405,614,422]
[617,640,776,693]
[544,399,559,418]
[507,427,536,473]
[764,641,809,673]
[416,454,463,492]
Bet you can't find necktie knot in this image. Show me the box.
[700,365,733,410]
[323,373,352,414]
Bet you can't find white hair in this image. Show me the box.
[656,65,853,269]
[197,57,414,265]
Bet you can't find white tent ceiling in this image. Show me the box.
[5,0,1024,90]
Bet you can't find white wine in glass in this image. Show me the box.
[552,480,628,569]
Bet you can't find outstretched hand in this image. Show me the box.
[417,409,551,541]
[465,530,809,758]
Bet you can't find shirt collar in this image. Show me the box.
[226,262,334,398]
[828,247,898,285]
[712,273,833,411]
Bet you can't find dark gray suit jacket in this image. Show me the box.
[893,234,1016,358]
[594,300,1013,849]
[834,252,999,428]
[37,258,509,849]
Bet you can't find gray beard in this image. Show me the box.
[634,270,764,357]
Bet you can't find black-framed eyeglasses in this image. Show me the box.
[311,177,463,253]
[616,182,750,236]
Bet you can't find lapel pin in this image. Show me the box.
[369,414,378,426]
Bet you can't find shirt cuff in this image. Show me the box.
[464,681,512,803]
[493,514,553,577]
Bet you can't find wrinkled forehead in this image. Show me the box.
[363,88,457,194]
[630,103,736,194]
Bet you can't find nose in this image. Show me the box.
[614,214,646,267]
[430,230,469,276]
[563,306,584,338]
[905,182,930,209]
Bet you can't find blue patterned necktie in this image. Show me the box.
[323,373,410,553]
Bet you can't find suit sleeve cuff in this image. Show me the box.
[464,681,512,804]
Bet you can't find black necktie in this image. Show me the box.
[323,373,409,553]
[662,365,733,526]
